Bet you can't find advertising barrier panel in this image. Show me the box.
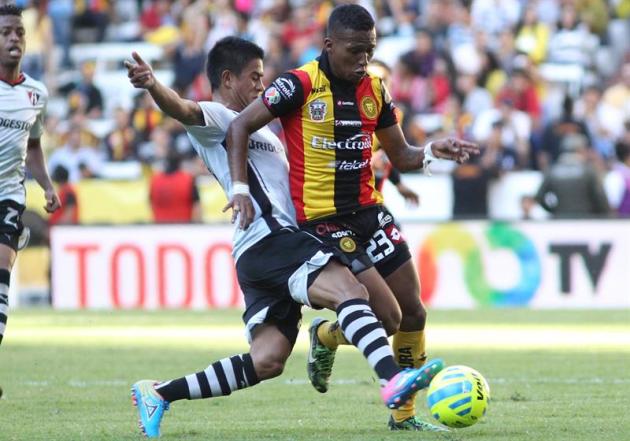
[50,221,630,309]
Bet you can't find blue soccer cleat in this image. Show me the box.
[380,359,444,409]
[131,380,169,438]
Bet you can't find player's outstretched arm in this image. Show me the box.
[224,98,276,230]
[124,51,203,126]
[375,124,480,172]
[26,138,60,213]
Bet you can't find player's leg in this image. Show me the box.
[301,218,403,393]
[306,260,442,409]
[132,324,294,438]
[367,208,445,431]
[0,243,19,347]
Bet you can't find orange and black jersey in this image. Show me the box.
[262,51,398,223]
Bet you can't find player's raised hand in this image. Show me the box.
[44,188,61,213]
[223,194,255,230]
[124,51,156,89]
[430,138,480,164]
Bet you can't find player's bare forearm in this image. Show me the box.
[125,51,203,126]
[376,125,480,171]
[147,81,203,126]
[26,138,54,192]
[27,138,61,212]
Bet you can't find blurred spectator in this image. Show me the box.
[172,25,206,95]
[48,0,73,67]
[574,86,625,162]
[456,73,492,120]
[21,1,54,82]
[48,166,79,225]
[149,149,201,223]
[547,4,599,67]
[471,0,521,37]
[400,28,436,78]
[140,0,175,33]
[535,134,610,218]
[139,124,171,166]
[514,4,550,64]
[614,135,630,217]
[132,92,164,143]
[72,0,110,43]
[539,95,591,170]
[451,139,502,219]
[602,62,630,123]
[60,60,104,118]
[47,124,103,182]
[473,96,532,169]
[496,68,541,125]
[103,107,140,162]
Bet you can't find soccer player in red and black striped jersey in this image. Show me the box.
[227,4,479,432]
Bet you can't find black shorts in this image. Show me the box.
[0,200,25,252]
[301,205,411,278]
[236,227,348,345]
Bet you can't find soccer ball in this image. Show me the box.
[426,365,490,428]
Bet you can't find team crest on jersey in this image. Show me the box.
[309,100,327,122]
[264,87,281,105]
[339,237,356,253]
[360,96,377,119]
[27,91,40,106]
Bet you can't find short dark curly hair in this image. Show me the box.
[0,4,22,17]
[327,4,375,36]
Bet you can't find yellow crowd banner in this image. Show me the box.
[25,179,230,224]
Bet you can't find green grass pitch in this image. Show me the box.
[0,309,629,441]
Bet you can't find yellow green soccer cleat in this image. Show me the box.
[131,380,169,438]
[388,415,450,432]
[307,318,336,393]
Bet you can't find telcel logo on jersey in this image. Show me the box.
[419,223,541,306]
[335,159,370,171]
[311,133,372,151]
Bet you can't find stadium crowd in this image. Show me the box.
[12,0,630,219]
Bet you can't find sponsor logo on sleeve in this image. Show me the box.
[264,87,281,105]
[273,77,296,98]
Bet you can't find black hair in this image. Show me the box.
[51,165,69,184]
[0,4,22,16]
[327,4,374,36]
[206,36,264,91]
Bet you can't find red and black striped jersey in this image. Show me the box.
[262,51,398,223]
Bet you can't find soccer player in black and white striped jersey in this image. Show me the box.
[0,5,60,350]
[125,37,444,438]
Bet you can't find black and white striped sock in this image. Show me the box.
[337,298,401,385]
[0,269,11,347]
[155,353,259,402]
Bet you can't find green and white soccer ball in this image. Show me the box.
[426,365,490,428]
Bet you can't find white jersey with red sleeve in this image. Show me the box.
[0,73,48,205]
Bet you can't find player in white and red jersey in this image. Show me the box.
[0,4,60,347]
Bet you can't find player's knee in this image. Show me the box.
[381,307,402,336]
[253,355,286,380]
[347,281,369,302]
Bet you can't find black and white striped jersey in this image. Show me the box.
[0,73,47,204]
[185,101,296,261]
